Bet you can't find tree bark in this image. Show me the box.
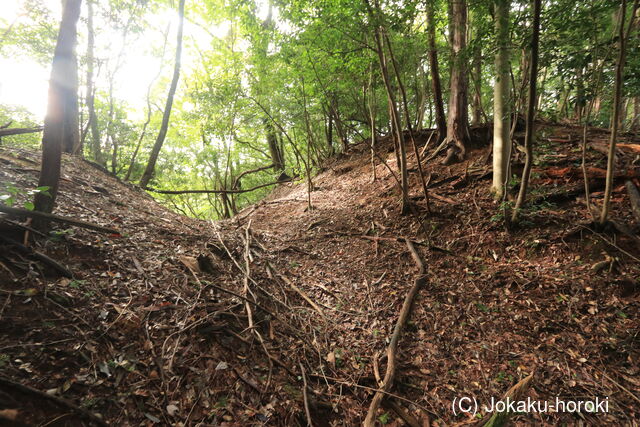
[443,0,469,165]
[139,0,185,188]
[491,0,511,198]
[265,119,285,173]
[511,0,541,223]
[34,0,82,218]
[426,2,447,141]
[62,32,80,155]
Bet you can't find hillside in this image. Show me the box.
[1,123,640,426]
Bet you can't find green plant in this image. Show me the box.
[0,184,51,210]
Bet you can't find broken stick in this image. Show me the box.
[363,239,426,427]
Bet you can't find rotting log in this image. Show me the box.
[0,205,119,234]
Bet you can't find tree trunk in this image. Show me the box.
[84,0,103,165]
[511,0,541,223]
[366,0,410,214]
[34,0,82,218]
[600,0,638,224]
[491,0,511,199]
[62,38,80,155]
[265,119,285,173]
[471,42,482,126]
[443,0,469,165]
[426,1,446,141]
[139,0,185,188]
[574,67,584,121]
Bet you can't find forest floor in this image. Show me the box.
[0,122,639,426]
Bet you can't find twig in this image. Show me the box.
[268,262,327,319]
[300,363,313,427]
[363,239,426,426]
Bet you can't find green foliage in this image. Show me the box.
[2,0,638,220]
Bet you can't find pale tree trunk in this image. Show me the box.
[443,0,469,165]
[600,0,638,224]
[632,97,640,131]
[426,1,446,141]
[139,0,185,188]
[34,0,82,217]
[492,0,511,199]
[84,0,103,164]
[511,0,541,223]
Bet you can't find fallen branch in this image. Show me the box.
[0,126,43,137]
[0,375,107,426]
[363,239,427,426]
[0,205,119,234]
[146,180,286,195]
[0,235,72,278]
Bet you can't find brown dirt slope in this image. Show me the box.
[1,123,640,426]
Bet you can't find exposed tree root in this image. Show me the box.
[363,239,427,426]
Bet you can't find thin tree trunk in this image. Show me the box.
[471,42,482,126]
[511,0,541,223]
[139,0,186,188]
[491,0,511,199]
[443,0,469,165]
[365,0,410,215]
[384,33,431,213]
[426,1,447,141]
[84,0,102,164]
[62,38,80,155]
[34,0,82,219]
[600,0,638,224]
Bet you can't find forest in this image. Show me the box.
[0,0,639,425]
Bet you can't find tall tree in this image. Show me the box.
[139,0,186,188]
[443,0,469,165]
[365,0,410,214]
[84,0,103,164]
[426,1,446,141]
[600,0,638,224]
[511,0,541,223]
[34,0,82,217]
[491,0,511,198]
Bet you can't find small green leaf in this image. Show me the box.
[23,201,34,211]
[378,412,390,424]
